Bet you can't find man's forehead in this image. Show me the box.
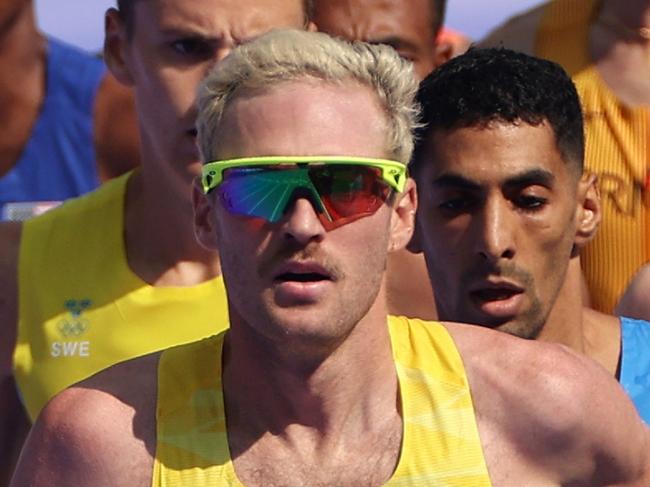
[224,78,382,118]
[136,0,305,28]
[314,0,429,15]
[426,121,559,153]
[314,0,433,32]
[215,80,388,159]
[418,122,567,180]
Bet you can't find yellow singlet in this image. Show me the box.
[536,0,650,313]
[14,172,229,421]
[153,317,492,486]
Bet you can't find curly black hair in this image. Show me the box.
[413,47,584,175]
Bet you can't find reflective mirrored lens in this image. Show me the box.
[309,166,389,220]
[217,165,391,226]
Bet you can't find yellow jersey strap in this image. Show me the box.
[387,317,491,486]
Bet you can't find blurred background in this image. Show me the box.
[36,0,542,52]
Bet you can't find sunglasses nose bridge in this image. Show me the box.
[278,172,332,222]
[280,189,331,241]
[287,186,322,212]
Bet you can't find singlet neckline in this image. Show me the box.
[214,320,410,484]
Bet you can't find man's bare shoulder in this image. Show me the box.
[616,264,650,320]
[444,322,650,485]
[444,321,595,423]
[0,222,22,375]
[11,352,161,487]
[478,3,546,54]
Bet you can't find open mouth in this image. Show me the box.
[273,261,334,284]
[470,287,521,301]
[467,282,525,320]
[275,272,330,283]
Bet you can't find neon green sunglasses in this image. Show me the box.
[201,156,407,230]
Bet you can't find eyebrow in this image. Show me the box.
[432,173,481,190]
[159,27,218,40]
[503,169,556,189]
[432,169,556,190]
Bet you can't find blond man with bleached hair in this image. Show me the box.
[198,29,420,165]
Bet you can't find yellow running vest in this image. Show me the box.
[153,317,492,486]
[536,0,650,313]
[14,172,229,421]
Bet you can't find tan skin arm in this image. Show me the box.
[447,322,650,485]
[0,222,29,486]
[616,264,650,320]
[0,379,29,486]
[478,3,545,54]
[11,353,160,487]
[93,71,141,181]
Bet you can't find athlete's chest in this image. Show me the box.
[228,422,403,487]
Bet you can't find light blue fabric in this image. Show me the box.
[620,317,650,424]
[0,37,105,219]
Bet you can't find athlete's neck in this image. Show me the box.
[536,257,586,353]
[537,257,622,375]
[0,1,43,83]
[0,0,37,41]
[223,299,400,457]
[0,1,45,176]
[590,0,650,106]
[124,168,220,286]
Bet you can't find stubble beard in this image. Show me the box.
[224,238,387,365]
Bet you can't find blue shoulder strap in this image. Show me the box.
[620,317,650,424]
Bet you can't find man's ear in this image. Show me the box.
[193,179,220,251]
[432,40,454,68]
[434,28,472,67]
[574,172,601,249]
[104,8,135,86]
[388,178,417,252]
[406,216,423,254]
[306,21,318,32]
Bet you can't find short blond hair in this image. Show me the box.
[197,29,420,164]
